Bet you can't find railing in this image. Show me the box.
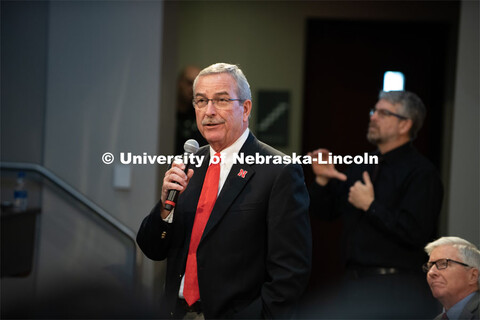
[0,161,137,262]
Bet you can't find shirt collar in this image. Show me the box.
[209,128,250,162]
[377,141,413,163]
[445,291,477,320]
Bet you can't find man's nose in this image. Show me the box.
[427,266,439,278]
[205,100,217,115]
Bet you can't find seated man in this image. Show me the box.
[424,236,479,320]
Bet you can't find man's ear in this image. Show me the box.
[468,268,479,287]
[399,119,413,136]
[243,100,252,122]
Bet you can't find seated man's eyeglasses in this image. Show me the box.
[369,108,408,120]
[422,258,472,272]
[193,97,244,109]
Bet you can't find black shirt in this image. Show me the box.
[309,142,443,271]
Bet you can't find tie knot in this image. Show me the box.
[211,152,222,165]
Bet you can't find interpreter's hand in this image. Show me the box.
[160,162,194,219]
[348,171,374,211]
[308,148,347,186]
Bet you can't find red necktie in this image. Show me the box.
[183,153,221,306]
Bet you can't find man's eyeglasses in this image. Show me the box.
[192,98,244,109]
[370,108,408,120]
[422,258,471,273]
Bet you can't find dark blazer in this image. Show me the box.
[434,291,479,320]
[137,133,312,319]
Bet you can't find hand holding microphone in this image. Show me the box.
[162,139,199,213]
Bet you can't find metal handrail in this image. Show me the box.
[0,161,137,247]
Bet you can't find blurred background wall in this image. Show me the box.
[2,0,162,237]
[1,0,478,314]
[171,0,478,243]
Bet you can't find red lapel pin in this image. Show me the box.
[237,169,248,178]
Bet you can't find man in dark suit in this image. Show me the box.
[424,237,479,320]
[137,63,312,319]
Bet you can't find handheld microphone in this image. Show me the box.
[164,139,199,211]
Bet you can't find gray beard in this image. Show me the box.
[366,132,381,146]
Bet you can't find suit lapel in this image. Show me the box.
[200,133,258,243]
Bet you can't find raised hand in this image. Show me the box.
[160,162,194,218]
[308,148,347,186]
[348,171,374,211]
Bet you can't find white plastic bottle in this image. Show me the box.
[13,171,28,211]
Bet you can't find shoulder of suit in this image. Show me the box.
[251,138,285,157]
[196,145,210,155]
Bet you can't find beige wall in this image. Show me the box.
[44,1,163,232]
[447,0,479,245]
[176,1,458,154]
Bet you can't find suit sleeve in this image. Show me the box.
[136,200,173,261]
[261,164,312,319]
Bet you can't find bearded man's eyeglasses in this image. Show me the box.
[370,108,408,120]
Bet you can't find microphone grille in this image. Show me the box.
[184,139,199,154]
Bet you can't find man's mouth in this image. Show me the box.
[203,121,224,127]
[429,281,445,288]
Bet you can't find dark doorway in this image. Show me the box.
[302,18,456,297]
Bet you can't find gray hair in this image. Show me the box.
[193,63,252,101]
[425,236,480,286]
[378,90,426,140]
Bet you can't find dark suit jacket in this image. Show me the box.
[434,291,479,320]
[137,133,312,319]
